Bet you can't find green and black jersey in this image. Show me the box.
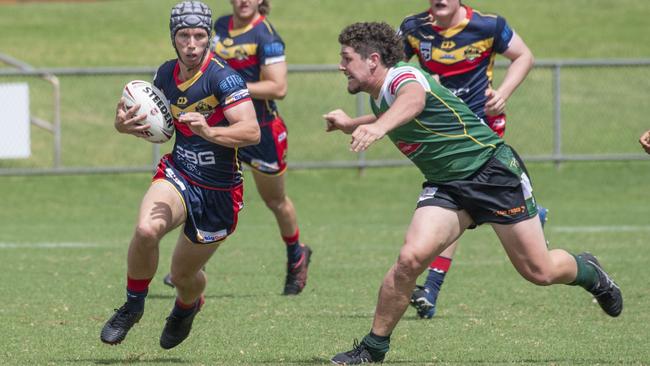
[370,61,503,183]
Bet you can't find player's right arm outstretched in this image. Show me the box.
[323,110,377,134]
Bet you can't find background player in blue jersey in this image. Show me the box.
[210,0,312,295]
[325,22,622,364]
[100,1,260,349]
[398,0,543,318]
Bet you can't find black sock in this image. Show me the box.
[125,288,147,313]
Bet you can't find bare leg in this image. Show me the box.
[251,170,299,238]
[371,206,473,336]
[127,181,186,279]
[492,217,576,285]
[170,234,221,304]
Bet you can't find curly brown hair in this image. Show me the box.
[338,22,405,68]
[259,0,270,15]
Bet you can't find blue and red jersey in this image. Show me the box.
[399,5,514,119]
[212,15,286,125]
[153,55,251,189]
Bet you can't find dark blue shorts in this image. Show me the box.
[238,115,288,175]
[153,156,243,244]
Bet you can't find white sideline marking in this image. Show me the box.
[0,242,102,249]
[551,225,650,233]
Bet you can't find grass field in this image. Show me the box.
[0,0,649,365]
[1,162,649,365]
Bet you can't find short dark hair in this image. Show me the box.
[338,22,404,68]
[259,0,270,15]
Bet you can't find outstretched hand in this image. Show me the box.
[639,130,650,154]
[350,123,386,152]
[323,109,354,134]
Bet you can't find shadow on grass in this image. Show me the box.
[60,357,184,364]
[146,293,259,300]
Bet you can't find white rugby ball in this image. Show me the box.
[121,80,174,143]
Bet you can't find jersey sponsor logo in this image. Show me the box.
[176,96,189,107]
[224,89,250,105]
[440,40,456,50]
[263,42,285,57]
[250,159,280,173]
[176,146,217,166]
[464,46,482,61]
[196,228,228,243]
[396,140,422,156]
[165,168,186,191]
[277,131,287,142]
[222,37,234,46]
[419,41,432,61]
[218,74,246,94]
[493,205,526,217]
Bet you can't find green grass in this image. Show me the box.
[0,1,649,365]
[1,162,649,365]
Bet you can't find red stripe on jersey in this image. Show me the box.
[390,72,417,94]
[423,50,491,77]
[222,97,251,111]
[227,55,259,70]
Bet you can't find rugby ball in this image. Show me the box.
[121,80,174,143]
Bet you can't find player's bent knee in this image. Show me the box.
[395,251,427,278]
[133,223,164,244]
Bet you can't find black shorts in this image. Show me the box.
[416,144,538,226]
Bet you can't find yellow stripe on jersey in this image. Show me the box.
[177,70,204,92]
[434,17,470,38]
[211,57,225,68]
[413,91,497,149]
[214,42,258,60]
[430,38,494,65]
[171,95,219,119]
[262,19,275,35]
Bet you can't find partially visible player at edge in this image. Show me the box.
[398,0,546,318]
[100,1,260,349]
[325,21,622,364]
[163,0,312,295]
[639,129,650,154]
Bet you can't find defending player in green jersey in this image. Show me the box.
[368,60,501,183]
[324,21,622,365]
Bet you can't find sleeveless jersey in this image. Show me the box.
[398,6,514,119]
[153,55,251,189]
[370,62,502,183]
[212,15,286,125]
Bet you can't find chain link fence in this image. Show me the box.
[1,58,649,175]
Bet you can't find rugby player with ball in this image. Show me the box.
[101,1,259,350]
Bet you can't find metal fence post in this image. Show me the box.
[553,64,562,167]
